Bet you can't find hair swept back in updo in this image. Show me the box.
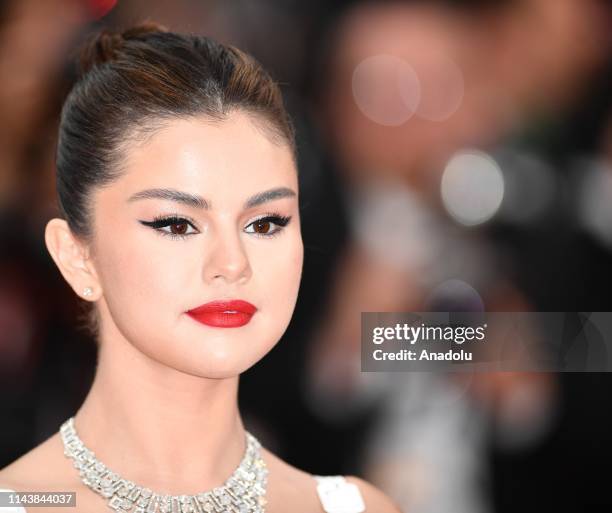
[56,21,296,338]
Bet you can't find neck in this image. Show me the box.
[74,321,245,495]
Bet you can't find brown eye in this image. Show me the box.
[139,215,198,240]
[244,215,291,237]
[170,222,188,235]
[253,220,271,234]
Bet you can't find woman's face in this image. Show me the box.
[89,111,303,378]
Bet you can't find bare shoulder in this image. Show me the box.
[345,475,404,513]
[259,447,403,512]
[0,432,71,490]
[259,446,319,504]
[259,446,345,512]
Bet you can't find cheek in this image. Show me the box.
[94,233,203,372]
[96,228,189,324]
[252,233,303,308]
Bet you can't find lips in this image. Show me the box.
[186,299,257,328]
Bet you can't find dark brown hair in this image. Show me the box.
[56,21,296,338]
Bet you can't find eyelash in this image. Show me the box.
[140,212,292,241]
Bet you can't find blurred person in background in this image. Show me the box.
[303,0,610,511]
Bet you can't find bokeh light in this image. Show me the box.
[415,52,464,122]
[441,149,505,226]
[352,54,420,126]
[577,159,612,249]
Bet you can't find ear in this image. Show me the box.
[44,218,102,301]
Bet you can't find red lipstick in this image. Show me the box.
[186,299,257,328]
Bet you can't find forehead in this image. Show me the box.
[111,110,297,204]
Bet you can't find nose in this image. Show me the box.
[203,226,252,285]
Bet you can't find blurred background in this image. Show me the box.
[1,0,612,511]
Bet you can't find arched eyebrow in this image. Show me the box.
[127,186,296,210]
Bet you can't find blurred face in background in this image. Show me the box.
[323,3,490,188]
[88,110,303,379]
[322,0,608,193]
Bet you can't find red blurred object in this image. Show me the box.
[86,0,117,19]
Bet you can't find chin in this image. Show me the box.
[171,341,276,379]
[177,358,259,380]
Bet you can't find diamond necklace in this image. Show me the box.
[60,417,268,513]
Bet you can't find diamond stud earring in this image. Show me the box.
[83,287,93,297]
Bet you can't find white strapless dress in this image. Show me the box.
[1,477,365,512]
[314,475,366,512]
